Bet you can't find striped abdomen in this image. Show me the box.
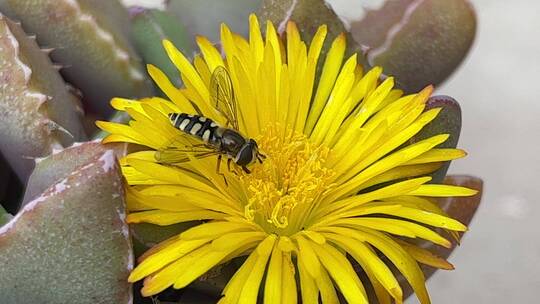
[168,113,220,144]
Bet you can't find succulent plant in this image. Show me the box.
[0,0,481,303]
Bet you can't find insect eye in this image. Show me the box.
[236,145,254,166]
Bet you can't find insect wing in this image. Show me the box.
[155,149,220,165]
[155,135,219,165]
[210,66,240,131]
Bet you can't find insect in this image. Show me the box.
[156,66,265,176]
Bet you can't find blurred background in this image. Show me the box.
[127,0,540,302]
[413,1,540,302]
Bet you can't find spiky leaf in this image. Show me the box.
[0,0,153,117]
[0,147,133,304]
[0,14,87,181]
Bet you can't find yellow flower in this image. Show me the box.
[98,14,476,304]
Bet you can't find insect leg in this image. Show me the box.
[242,166,251,174]
[216,154,228,186]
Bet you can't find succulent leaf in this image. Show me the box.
[259,0,370,69]
[22,141,113,205]
[351,0,476,92]
[411,95,462,183]
[0,0,153,117]
[0,147,133,304]
[130,8,194,87]
[0,14,87,182]
[168,0,262,43]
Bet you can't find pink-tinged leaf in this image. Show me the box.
[0,148,133,303]
[0,14,87,182]
[22,141,127,206]
[0,0,153,118]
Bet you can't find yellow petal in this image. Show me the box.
[312,242,368,303]
[315,265,339,304]
[238,235,276,304]
[404,148,467,165]
[173,235,258,289]
[127,210,225,225]
[294,235,321,278]
[141,245,212,295]
[305,33,347,134]
[333,217,451,248]
[359,163,443,190]
[318,176,431,218]
[329,134,450,200]
[211,231,267,251]
[180,221,256,240]
[248,14,264,64]
[408,184,478,197]
[281,252,298,304]
[322,226,431,304]
[370,205,468,231]
[96,121,147,146]
[396,239,454,270]
[264,242,283,304]
[310,54,357,145]
[162,39,217,117]
[129,237,209,282]
[325,233,402,301]
[146,64,195,113]
[222,250,259,303]
[196,35,225,73]
[298,256,319,304]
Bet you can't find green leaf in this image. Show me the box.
[0,14,87,181]
[130,8,194,87]
[351,0,476,92]
[0,147,133,303]
[0,0,153,118]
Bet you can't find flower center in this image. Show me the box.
[240,125,335,235]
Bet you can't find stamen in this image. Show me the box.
[240,125,335,235]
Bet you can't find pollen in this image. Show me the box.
[241,125,335,235]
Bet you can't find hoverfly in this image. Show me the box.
[156,66,265,176]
